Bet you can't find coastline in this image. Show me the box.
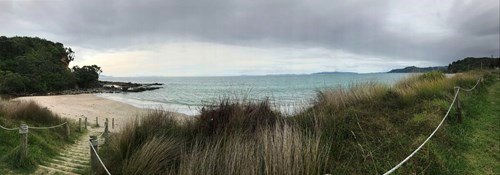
[14,94,189,131]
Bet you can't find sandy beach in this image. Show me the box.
[15,94,186,132]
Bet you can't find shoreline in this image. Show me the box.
[14,94,189,131]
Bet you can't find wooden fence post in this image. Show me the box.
[104,118,109,144]
[90,135,98,175]
[65,120,70,140]
[455,88,463,123]
[78,118,82,132]
[19,123,28,163]
[112,118,114,129]
[85,117,87,130]
[96,117,99,127]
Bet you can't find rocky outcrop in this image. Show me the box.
[99,81,163,92]
[11,81,164,97]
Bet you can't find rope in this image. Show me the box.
[455,78,482,92]
[28,122,68,130]
[383,89,460,175]
[89,140,112,175]
[384,77,481,174]
[0,124,18,131]
[93,131,105,137]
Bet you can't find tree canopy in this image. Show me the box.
[0,36,102,94]
[448,57,500,73]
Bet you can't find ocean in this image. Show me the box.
[98,73,413,115]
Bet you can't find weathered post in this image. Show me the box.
[104,118,109,144]
[78,118,82,132]
[455,88,463,123]
[90,135,98,175]
[65,120,70,140]
[19,123,28,164]
[85,117,88,130]
[112,118,115,129]
[96,117,99,127]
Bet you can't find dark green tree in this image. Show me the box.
[72,65,103,88]
[0,71,29,94]
[0,36,102,94]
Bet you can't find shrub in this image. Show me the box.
[0,100,63,125]
[0,71,28,94]
[198,98,279,135]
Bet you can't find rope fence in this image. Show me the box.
[456,78,482,92]
[383,78,482,175]
[0,120,71,165]
[28,121,68,129]
[2,115,114,173]
[89,139,111,175]
[0,124,18,131]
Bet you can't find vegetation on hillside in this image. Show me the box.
[99,71,494,174]
[388,66,447,73]
[0,36,102,95]
[0,100,83,174]
[448,57,500,73]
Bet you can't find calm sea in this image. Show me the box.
[98,73,413,115]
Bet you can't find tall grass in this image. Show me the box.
[0,100,81,172]
[0,100,64,125]
[100,71,487,175]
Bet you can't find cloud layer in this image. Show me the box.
[1,0,499,75]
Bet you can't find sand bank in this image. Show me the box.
[14,94,187,132]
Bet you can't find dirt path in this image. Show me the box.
[463,80,500,174]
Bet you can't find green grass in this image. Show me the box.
[98,70,496,174]
[0,100,83,174]
[439,72,499,175]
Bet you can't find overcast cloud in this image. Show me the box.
[0,0,498,76]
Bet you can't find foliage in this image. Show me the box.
[448,57,500,73]
[0,71,29,94]
[0,36,102,94]
[72,65,102,88]
[388,66,447,73]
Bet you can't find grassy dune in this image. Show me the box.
[0,100,82,174]
[99,71,494,174]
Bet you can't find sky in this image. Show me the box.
[0,0,499,76]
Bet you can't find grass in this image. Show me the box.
[0,100,83,174]
[99,70,496,175]
[436,71,499,175]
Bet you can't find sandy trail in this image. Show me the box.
[15,94,164,132]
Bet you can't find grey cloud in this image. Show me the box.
[1,0,499,65]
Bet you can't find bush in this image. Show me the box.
[198,98,279,135]
[72,65,102,88]
[0,71,28,94]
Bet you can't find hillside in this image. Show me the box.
[448,57,500,73]
[0,36,101,95]
[388,66,447,73]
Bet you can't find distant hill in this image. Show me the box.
[388,66,447,73]
[312,71,357,75]
[448,57,500,73]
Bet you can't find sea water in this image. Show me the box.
[98,73,413,115]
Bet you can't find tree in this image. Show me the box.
[0,71,28,94]
[72,65,103,88]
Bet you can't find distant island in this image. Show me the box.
[388,66,447,73]
[311,71,358,75]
